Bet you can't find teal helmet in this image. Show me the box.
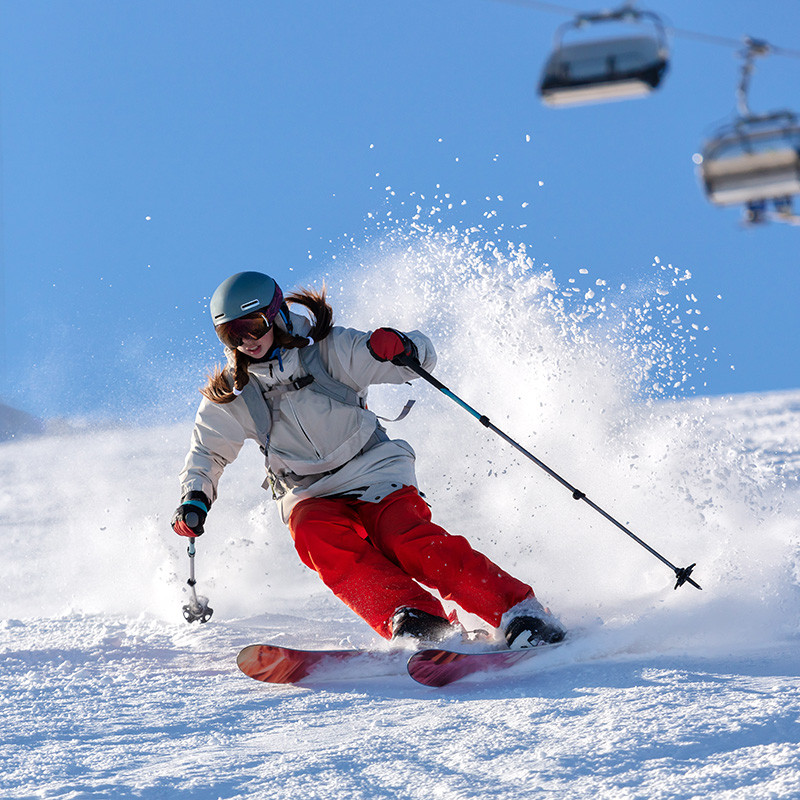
[209,271,284,326]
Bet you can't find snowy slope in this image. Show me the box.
[2,235,800,799]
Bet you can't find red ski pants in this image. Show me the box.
[288,485,533,639]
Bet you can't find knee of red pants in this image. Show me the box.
[358,485,534,628]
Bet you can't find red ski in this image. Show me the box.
[407,643,563,687]
[236,643,402,684]
[237,641,566,687]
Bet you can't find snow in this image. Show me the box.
[2,232,800,798]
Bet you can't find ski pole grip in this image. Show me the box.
[395,353,436,384]
[185,511,199,528]
[394,352,420,369]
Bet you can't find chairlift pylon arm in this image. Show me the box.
[737,37,772,118]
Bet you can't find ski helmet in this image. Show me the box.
[209,271,284,326]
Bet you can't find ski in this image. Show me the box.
[238,641,566,687]
[407,642,563,687]
[236,643,403,684]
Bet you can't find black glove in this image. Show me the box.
[367,328,419,364]
[171,491,210,537]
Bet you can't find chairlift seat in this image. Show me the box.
[540,35,668,107]
[700,117,800,206]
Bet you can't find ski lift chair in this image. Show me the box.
[698,113,800,210]
[696,38,800,225]
[539,6,669,107]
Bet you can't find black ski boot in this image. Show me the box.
[502,597,566,649]
[390,607,457,645]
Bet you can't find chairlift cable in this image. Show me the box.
[667,26,800,59]
[482,0,583,15]
[484,0,800,60]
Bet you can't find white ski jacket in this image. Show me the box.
[179,316,437,523]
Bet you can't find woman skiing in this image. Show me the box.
[172,271,565,648]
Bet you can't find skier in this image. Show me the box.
[172,271,565,649]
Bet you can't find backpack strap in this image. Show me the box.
[224,371,273,452]
[225,341,412,454]
[223,343,367,454]
[298,344,363,407]
[300,340,415,422]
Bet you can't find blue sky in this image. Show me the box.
[1,0,799,419]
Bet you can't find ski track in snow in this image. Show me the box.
[2,240,800,799]
[3,613,800,800]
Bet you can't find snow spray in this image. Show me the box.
[2,209,798,661]
[395,352,701,591]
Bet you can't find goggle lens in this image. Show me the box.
[216,314,273,348]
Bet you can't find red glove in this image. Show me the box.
[367,328,418,364]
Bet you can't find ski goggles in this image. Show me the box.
[215,312,274,349]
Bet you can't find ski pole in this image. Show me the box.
[182,534,214,623]
[396,354,701,591]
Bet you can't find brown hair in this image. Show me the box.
[200,287,334,404]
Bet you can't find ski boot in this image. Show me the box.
[390,607,458,646]
[501,596,566,649]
